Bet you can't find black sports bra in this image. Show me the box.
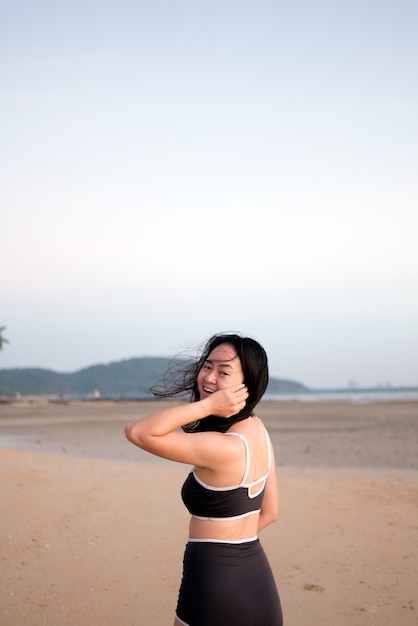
[181,428,272,521]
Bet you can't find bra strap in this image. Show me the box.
[225,431,250,484]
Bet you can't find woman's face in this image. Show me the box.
[197,343,244,400]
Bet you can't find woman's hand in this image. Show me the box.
[203,383,249,418]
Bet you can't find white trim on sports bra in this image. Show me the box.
[191,509,261,522]
[192,426,272,498]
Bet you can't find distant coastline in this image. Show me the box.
[0,356,309,398]
[1,357,417,402]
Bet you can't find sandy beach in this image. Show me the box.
[1,399,417,625]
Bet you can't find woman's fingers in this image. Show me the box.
[209,385,248,417]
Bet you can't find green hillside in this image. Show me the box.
[0,357,307,397]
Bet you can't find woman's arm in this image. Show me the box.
[124,384,248,467]
[257,444,279,532]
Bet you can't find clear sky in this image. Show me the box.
[2,1,417,389]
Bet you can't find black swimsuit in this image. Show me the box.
[176,428,283,626]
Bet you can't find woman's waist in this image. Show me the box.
[188,512,259,543]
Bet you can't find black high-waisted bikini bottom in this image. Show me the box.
[176,538,283,626]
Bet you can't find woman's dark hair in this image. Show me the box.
[151,333,269,433]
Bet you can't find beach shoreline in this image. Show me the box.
[1,398,417,480]
[1,399,417,625]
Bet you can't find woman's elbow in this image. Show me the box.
[125,422,145,447]
[266,510,279,525]
[263,506,279,526]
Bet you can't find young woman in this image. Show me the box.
[125,333,283,626]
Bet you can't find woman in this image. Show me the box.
[125,333,283,626]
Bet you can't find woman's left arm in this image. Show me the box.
[125,384,248,467]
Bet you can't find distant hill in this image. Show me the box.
[0,357,307,398]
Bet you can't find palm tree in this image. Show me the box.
[0,326,9,350]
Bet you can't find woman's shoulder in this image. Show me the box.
[227,416,266,439]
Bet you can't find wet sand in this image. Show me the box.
[1,399,417,625]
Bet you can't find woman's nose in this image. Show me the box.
[205,370,217,384]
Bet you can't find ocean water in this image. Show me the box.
[265,389,418,403]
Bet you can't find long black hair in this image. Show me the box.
[151,333,269,433]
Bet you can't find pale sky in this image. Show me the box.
[2,1,418,389]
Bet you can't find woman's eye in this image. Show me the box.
[220,371,229,376]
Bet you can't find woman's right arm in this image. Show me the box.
[257,445,279,532]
